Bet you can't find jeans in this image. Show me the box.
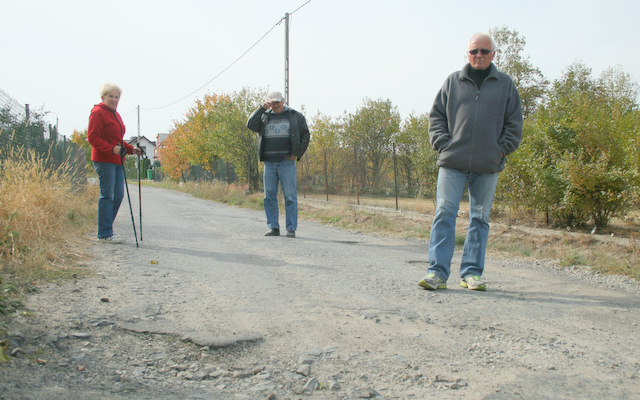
[93,161,125,238]
[428,167,499,281]
[263,159,298,232]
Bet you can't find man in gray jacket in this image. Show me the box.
[419,33,523,292]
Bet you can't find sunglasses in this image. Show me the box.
[468,48,492,55]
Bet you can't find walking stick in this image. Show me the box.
[120,147,139,248]
[137,144,143,241]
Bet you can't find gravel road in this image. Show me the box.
[2,186,639,399]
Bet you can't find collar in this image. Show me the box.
[460,63,497,80]
[97,102,117,112]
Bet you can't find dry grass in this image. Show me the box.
[299,193,640,281]
[0,147,97,300]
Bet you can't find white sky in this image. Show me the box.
[2,0,638,140]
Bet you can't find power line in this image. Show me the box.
[142,0,312,111]
[290,0,312,14]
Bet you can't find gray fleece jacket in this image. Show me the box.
[428,63,523,174]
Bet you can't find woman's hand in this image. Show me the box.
[113,145,142,156]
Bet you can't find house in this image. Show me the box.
[127,135,157,165]
[155,133,170,165]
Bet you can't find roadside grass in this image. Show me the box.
[0,148,97,321]
[157,181,640,281]
[489,223,640,280]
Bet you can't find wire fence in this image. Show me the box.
[0,88,26,121]
[0,89,87,188]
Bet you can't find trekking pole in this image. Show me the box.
[137,143,143,241]
[120,146,139,248]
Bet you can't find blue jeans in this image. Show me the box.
[428,167,499,281]
[263,159,298,232]
[93,161,125,238]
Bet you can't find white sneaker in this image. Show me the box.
[418,273,447,290]
[460,275,486,291]
[98,235,123,244]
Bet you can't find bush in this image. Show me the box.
[501,63,640,228]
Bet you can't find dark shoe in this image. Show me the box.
[265,228,280,236]
[286,230,295,238]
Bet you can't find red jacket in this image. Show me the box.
[87,103,134,164]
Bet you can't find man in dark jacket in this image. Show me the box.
[419,33,523,292]
[247,92,310,238]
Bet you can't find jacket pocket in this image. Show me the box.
[498,151,506,170]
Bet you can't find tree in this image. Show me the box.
[70,129,92,173]
[490,26,547,117]
[214,88,265,190]
[159,124,192,182]
[307,112,340,199]
[158,87,265,187]
[344,98,400,194]
[397,113,434,197]
[180,93,230,174]
[502,62,640,228]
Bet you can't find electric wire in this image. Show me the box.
[0,2,313,133]
[142,0,312,111]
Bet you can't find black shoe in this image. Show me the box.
[286,230,295,238]
[265,228,280,236]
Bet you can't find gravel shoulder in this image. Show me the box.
[2,186,639,399]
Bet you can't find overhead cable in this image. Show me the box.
[143,0,312,111]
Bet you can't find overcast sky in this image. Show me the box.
[2,0,638,140]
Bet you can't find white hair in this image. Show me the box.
[100,82,122,97]
[470,33,497,52]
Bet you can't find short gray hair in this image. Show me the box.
[100,82,122,97]
[470,33,497,52]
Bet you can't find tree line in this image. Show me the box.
[148,27,640,229]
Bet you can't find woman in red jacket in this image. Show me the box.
[87,83,141,243]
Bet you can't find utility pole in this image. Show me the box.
[393,142,399,211]
[137,105,141,145]
[137,105,143,241]
[284,12,290,105]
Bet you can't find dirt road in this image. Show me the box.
[2,186,639,399]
